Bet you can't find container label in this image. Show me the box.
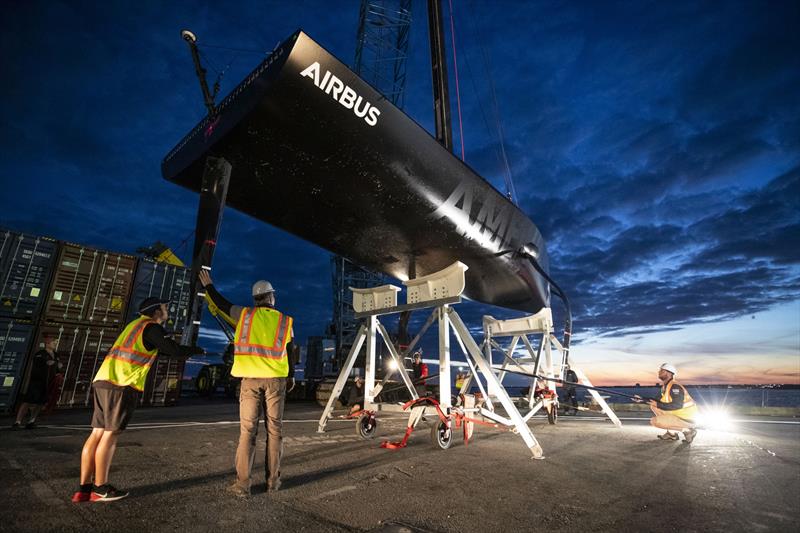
[3,376,13,387]
[54,291,63,301]
[30,287,40,297]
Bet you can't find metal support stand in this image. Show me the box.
[317,262,551,458]
[484,309,621,428]
[181,156,231,346]
[317,324,368,433]
[572,366,622,428]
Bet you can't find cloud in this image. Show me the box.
[1,0,797,355]
[535,167,800,335]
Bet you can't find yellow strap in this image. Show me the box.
[204,292,237,327]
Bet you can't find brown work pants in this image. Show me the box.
[650,405,695,431]
[235,377,287,490]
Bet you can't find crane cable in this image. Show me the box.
[447,0,466,161]
[465,0,518,204]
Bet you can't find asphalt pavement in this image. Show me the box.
[1,399,798,532]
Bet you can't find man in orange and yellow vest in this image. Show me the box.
[199,270,295,496]
[635,362,699,443]
[71,297,203,503]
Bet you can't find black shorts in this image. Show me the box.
[91,383,139,431]
[22,380,48,404]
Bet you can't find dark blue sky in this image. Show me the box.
[1,1,798,383]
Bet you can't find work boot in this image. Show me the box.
[11,422,21,430]
[267,478,282,492]
[226,482,250,498]
[657,431,679,441]
[683,428,698,444]
[25,421,37,429]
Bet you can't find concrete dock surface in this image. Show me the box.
[1,399,798,532]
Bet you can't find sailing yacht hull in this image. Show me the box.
[162,30,550,312]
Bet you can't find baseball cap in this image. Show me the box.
[659,362,677,376]
[139,297,170,315]
[252,280,275,297]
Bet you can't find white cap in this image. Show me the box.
[252,280,275,297]
[660,362,677,376]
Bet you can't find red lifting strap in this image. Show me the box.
[340,409,374,420]
[381,397,449,450]
[381,426,414,450]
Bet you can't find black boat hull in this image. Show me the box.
[162,30,550,312]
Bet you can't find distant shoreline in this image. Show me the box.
[606,384,800,389]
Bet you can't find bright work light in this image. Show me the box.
[696,407,734,431]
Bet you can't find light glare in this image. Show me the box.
[696,407,734,431]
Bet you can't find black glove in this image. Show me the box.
[179,345,205,357]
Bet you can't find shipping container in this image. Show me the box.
[87,250,137,326]
[43,243,136,327]
[32,322,119,407]
[0,318,36,412]
[140,356,185,406]
[0,230,58,319]
[305,336,336,380]
[33,322,187,409]
[127,259,191,334]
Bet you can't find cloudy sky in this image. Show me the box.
[1,0,798,385]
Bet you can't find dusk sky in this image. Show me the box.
[1,1,798,385]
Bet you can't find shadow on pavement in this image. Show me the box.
[130,470,233,498]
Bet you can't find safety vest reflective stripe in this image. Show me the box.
[660,381,698,420]
[93,317,158,391]
[233,310,290,356]
[105,349,154,366]
[234,345,285,358]
[239,308,255,343]
[121,322,142,348]
[231,307,293,378]
[272,314,289,348]
[106,319,157,366]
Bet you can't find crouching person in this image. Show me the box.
[634,362,698,443]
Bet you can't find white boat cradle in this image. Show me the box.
[316,261,621,458]
[483,309,622,428]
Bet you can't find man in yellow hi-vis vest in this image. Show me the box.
[634,362,699,443]
[199,270,295,496]
[71,297,203,503]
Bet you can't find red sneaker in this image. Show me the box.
[90,484,129,502]
[71,490,91,503]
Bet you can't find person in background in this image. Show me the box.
[71,298,203,503]
[347,376,365,415]
[454,372,465,392]
[562,366,579,415]
[411,351,429,397]
[634,362,698,443]
[13,333,62,429]
[200,270,295,496]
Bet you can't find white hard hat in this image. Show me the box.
[252,280,275,297]
[660,362,677,376]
